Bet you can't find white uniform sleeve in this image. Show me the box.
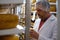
[33,18,41,32]
[38,22,57,40]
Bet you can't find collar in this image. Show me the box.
[41,15,51,22]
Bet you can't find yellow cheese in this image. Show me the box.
[32,0,36,3]
[48,0,56,2]
[31,6,36,11]
[0,35,19,40]
[0,14,18,30]
[50,5,56,12]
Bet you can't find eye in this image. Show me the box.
[36,9,42,12]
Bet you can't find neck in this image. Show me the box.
[46,13,51,19]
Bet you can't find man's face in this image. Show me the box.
[36,4,46,19]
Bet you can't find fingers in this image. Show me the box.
[29,28,34,36]
[29,28,33,31]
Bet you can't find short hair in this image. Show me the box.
[36,0,50,11]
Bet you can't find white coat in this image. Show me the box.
[32,15,57,40]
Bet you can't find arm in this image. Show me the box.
[38,22,57,40]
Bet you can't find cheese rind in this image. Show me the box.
[0,14,18,30]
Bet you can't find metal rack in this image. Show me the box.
[0,0,60,40]
[0,0,25,39]
[0,0,31,40]
[0,0,23,4]
[0,25,24,36]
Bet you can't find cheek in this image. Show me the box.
[36,12,40,16]
[37,12,42,16]
[36,12,42,18]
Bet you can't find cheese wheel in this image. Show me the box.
[50,5,56,12]
[32,0,36,3]
[0,35,19,40]
[48,0,56,2]
[0,14,18,30]
[31,7,36,11]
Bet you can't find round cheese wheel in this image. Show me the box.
[32,0,36,3]
[50,5,56,12]
[31,7,36,11]
[0,14,18,30]
[48,0,56,2]
[0,35,19,40]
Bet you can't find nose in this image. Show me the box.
[36,11,39,15]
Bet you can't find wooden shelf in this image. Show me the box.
[50,12,56,14]
[50,2,56,5]
[0,0,23,4]
[0,25,25,36]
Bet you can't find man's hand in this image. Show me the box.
[30,28,39,39]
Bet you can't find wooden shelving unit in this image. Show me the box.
[0,0,25,40]
[48,0,57,15]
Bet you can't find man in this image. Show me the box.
[30,0,57,40]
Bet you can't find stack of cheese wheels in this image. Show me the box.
[48,0,56,2]
[50,5,56,12]
[0,35,19,40]
[0,14,18,30]
[0,6,19,40]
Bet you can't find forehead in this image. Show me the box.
[36,3,46,12]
